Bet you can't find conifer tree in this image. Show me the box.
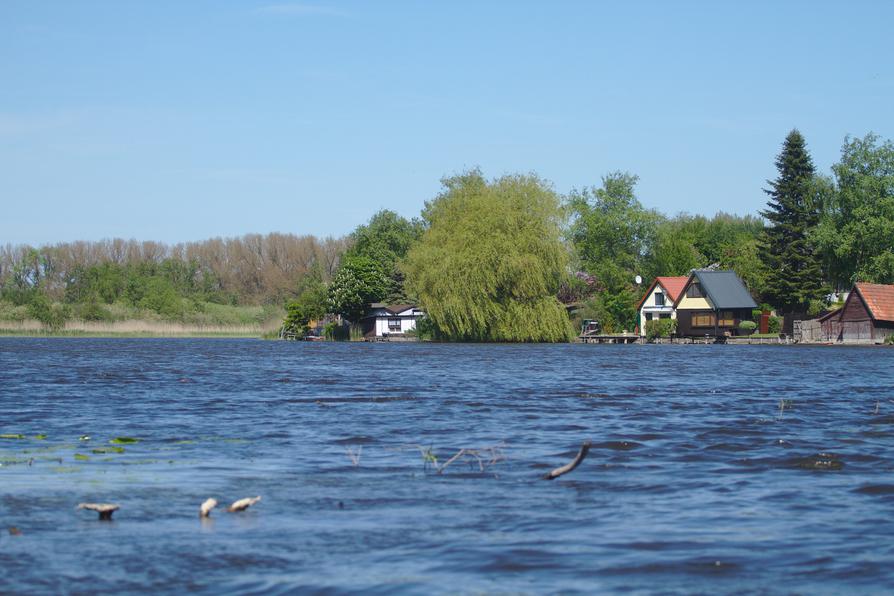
[759,129,826,312]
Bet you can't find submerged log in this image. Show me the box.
[77,503,120,520]
[227,496,261,512]
[543,441,591,480]
[199,498,218,518]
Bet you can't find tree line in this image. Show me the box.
[0,234,348,327]
[4,130,892,339]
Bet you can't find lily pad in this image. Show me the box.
[110,437,139,444]
[35,434,47,440]
[74,453,90,461]
[0,434,25,440]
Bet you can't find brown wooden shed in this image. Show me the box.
[831,283,894,343]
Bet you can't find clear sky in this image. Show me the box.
[2,1,892,245]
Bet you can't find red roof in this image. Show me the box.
[855,283,894,322]
[658,276,689,303]
[636,276,689,311]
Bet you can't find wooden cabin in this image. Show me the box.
[824,283,894,343]
[673,270,757,338]
[636,276,688,336]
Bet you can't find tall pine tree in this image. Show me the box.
[759,129,826,313]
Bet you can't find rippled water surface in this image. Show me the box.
[2,339,894,594]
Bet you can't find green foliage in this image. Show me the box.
[568,172,660,332]
[815,133,894,286]
[346,210,422,302]
[759,130,828,312]
[0,301,29,322]
[807,299,825,317]
[323,321,350,341]
[327,255,392,322]
[885,334,894,345]
[282,301,312,337]
[72,301,113,322]
[768,316,781,334]
[645,318,677,341]
[404,170,574,342]
[738,320,757,334]
[282,269,329,336]
[409,316,437,340]
[27,294,70,330]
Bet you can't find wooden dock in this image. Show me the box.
[578,332,640,344]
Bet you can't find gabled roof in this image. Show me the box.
[367,303,418,316]
[674,270,757,309]
[854,282,894,322]
[636,276,689,311]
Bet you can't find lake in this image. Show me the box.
[1,339,893,594]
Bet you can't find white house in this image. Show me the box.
[361,303,425,338]
[636,276,688,336]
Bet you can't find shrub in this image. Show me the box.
[768,316,781,334]
[885,334,894,345]
[738,320,757,335]
[645,318,677,341]
[282,300,312,337]
[807,299,826,317]
[27,294,71,330]
[74,301,113,322]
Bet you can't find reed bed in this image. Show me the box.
[0,319,280,337]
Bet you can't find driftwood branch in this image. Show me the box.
[199,498,218,518]
[437,449,468,474]
[543,441,591,480]
[436,444,506,474]
[77,503,120,520]
[227,496,261,512]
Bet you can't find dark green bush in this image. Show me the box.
[739,320,757,334]
[768,316,781,334]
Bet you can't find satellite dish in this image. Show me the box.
[634,275,642,285]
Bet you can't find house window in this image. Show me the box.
[692,312,715,327]
[388,318,402,332]
[718,311,735,326]
[659,313,671,320]
[645,313,653,321]
[686,283,703,298]
[654,292,665,306]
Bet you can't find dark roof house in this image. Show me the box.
[673,270,758,338]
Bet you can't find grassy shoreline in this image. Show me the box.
[0,319,280,338]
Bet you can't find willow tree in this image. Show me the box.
[402,170,574,342]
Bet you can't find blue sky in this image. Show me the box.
[2,1,892,245]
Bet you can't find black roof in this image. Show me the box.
[692,270,758,309]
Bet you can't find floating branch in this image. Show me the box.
[543,441,591,480]
[437,444,507,474]
[227,496,261,512]
[77,503,120,520]
[199,498,218,518]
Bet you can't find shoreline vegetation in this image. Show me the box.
[0,319,280,338]
[3,131,893,342]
